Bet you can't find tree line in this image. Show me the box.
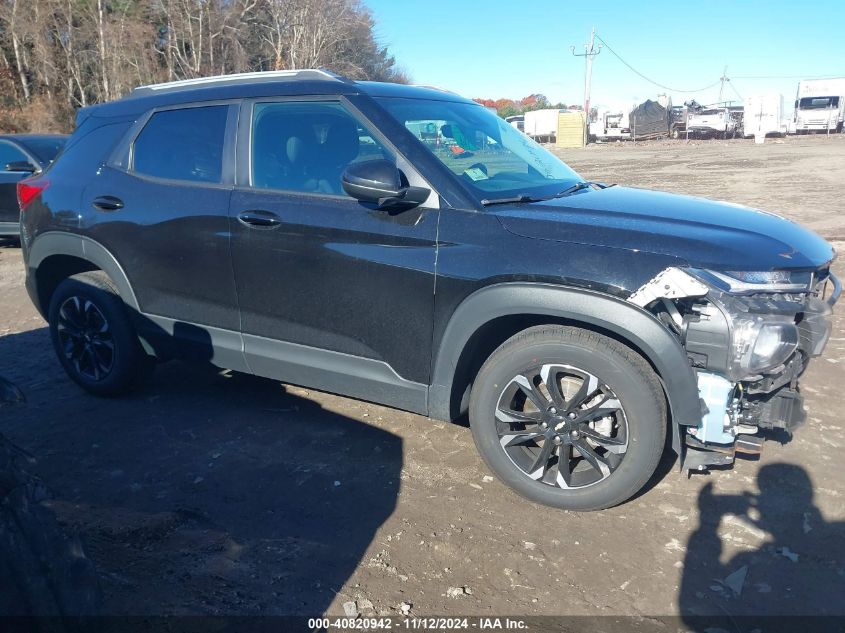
[474,94,579,118]
[0,0,408,133]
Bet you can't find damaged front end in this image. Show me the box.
[628,266,841,472]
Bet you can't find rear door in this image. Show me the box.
[82,102,245,368]
[228,97,439,409]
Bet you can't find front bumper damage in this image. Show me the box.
[629,266,840,472]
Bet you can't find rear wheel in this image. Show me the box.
[469,326,666,511]
[48,271,154,396]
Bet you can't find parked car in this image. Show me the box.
[687,107,738,139]
[18,70,839,510]
[0,135,66,238]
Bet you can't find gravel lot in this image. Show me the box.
[1,134,843,622]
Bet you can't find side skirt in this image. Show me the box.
[243,333,429,416]
[141,314,429,416]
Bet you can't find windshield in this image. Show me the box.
[799,96,839,110]
[376,97,581,201]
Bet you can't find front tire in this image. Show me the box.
[469,326,666,511]
[48,271,153,396]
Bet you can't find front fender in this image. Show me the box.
[429,283,700,454]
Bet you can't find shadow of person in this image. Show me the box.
[0,316,403,619]
[680,463,845,631]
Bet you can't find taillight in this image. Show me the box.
[17,178,49,211]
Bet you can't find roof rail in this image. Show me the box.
[411,84,457,95]
[131,69,345,97]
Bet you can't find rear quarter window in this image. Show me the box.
[132,106,228,183]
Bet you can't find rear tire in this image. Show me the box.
[48,271,154,396]
[469,326,666,511]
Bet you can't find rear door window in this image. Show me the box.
[132,106,228,183]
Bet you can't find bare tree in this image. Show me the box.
[3,0,32,101]
[0,0,409,132]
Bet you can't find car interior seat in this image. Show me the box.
[313,117,360,194]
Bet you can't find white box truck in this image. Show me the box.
[794,77,845,133]
[743,93,786,138]
[524,109,566,142]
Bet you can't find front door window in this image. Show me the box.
[250,101,391,196]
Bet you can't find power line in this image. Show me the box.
[595,34,722,93]
[732,74,842,79]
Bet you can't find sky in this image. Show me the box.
[364,0,845,109]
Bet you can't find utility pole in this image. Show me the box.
[718,65,729,105]
[570,27,602,119]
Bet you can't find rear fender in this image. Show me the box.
[26,231,138,314]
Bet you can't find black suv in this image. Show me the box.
[19,70,839,510]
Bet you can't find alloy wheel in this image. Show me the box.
[495,364,629,489]
[56,296,115,381]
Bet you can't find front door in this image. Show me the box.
[228,98,438,412]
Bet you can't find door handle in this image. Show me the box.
[92,195,124,211]
[237,209,281,228]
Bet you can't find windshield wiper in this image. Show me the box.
[480,194,548,206]
[552,181,610,198]
[553,181,617,198]
[480,182,614,206]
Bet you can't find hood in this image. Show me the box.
[494,186,834,271]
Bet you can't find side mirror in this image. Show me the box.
[341,159,430,210]
[5,161,37,174]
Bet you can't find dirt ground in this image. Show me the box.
[1,134,844,624]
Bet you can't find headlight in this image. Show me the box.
[690,268,813,294]
[731,317,799,377]
[681,273,803,381]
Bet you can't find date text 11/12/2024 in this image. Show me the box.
[308,617,529,630]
